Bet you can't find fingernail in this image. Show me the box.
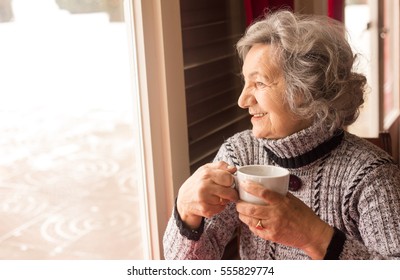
[227,165,235,169]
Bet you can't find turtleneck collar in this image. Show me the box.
[261,123,344,169]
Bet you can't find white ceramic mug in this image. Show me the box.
[234,165,290,205]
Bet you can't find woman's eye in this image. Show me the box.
[255,82,266,88]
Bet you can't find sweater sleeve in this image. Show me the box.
[163,141,242,260]
[339,163,400,259]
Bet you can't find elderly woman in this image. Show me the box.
[163,10,400,259]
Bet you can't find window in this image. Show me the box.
[381,0,400,129]
[0,0,149,259]
[346,0,400,136]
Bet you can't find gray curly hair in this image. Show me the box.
[236,10,367,132]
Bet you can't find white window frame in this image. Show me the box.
[124,0,190,259]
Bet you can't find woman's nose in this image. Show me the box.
[238,87,254,109]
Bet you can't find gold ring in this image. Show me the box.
[255,219,264,230]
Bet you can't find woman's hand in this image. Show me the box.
[236,180,334,259]
[176,161,239,229]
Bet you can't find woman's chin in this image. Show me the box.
[252,127,283,139]
[251,128,269,139]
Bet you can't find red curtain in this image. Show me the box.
[244,0,294,26]
[328,0,345,22]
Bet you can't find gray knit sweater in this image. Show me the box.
[163,124,400,259]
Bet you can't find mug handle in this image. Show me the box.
[231,173,238,189]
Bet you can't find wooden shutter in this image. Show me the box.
[180,0,250,173]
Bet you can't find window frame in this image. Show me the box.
[379,0,400,131]
[343,0,400,138]
[124,0,190,259]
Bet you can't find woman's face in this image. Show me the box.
[238,44,312,139]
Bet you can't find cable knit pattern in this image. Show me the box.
[163,124,400,259]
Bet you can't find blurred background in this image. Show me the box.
[0,0,143,259]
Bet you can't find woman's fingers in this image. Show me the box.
[196,162,239,202]
[237,211,267,228]
[202,162,236,187]
[236,191,333,257]
[176,161,239,227]
[238,180,285,204]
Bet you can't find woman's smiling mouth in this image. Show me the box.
[252,113,268,118]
